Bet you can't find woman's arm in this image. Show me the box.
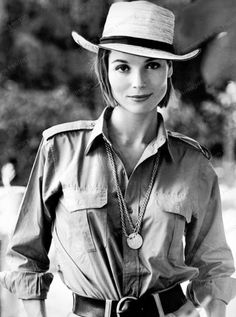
[0,140,57,301]
[22,299,47,317]
[185,158,236,310]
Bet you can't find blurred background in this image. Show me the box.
[0,0,235,316]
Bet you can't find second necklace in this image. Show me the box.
[104,140,160,250]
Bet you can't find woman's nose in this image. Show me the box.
[131,70,146,88]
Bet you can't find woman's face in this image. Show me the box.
[108,50,172,114]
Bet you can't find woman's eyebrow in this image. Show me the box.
[111,59,128,64]
[145,58,159,62]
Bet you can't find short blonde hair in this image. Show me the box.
[94,48,172,108]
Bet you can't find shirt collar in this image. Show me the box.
[153,112,175,162]
[85,106,175,162]
[85,106,112,154]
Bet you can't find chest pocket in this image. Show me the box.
[60,187,108,253]
[155,194,193,262]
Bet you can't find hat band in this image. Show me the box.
[100,36,174,53]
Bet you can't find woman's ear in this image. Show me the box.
[167,61,173,78]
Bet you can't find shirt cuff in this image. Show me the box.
[0,271,54,299]
[186,277,236,306]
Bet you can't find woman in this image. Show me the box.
[0,1,235,317]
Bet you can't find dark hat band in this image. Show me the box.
[100,36,174,53]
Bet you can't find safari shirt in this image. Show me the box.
[1,106,236,306]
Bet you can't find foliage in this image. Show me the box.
[0,0,108,98]
[165,96,225,157]
[0,0,109,183]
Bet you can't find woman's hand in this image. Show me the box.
[204,299,226,317]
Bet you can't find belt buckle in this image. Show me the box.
[116,296,138,317]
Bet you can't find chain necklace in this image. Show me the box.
[104,139,160,250]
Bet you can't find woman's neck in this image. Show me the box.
[108,106,158,147]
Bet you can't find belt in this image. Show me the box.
[72,284,187,317]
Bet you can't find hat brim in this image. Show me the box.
[71,31,200,61]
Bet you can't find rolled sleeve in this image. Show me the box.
[185,158,236,305]
[0,139,59,299]
[187,277,236,305]
[0,271,53,299]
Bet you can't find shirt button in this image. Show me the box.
[127,207,133,214]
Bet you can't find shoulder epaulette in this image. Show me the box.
[42,120,96,140]
[168,131,211,160]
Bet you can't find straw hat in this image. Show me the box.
[72,1,199,61]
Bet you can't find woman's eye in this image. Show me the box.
[115,64,129,72]
[146,62,160,70]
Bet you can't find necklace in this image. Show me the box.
[104,139,160,250]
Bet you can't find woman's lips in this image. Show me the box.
[128,93,153,101]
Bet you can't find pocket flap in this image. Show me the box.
[163,205,192,223]
[61,188,107,212]
[156,193,194,223]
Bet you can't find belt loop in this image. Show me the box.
[152,293,165,317]
[104,299,113,317]
[72,293,76,313]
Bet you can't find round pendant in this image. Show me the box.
[127,233,143,249]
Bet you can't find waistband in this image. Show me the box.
[72,284,187,317]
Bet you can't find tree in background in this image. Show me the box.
[0,0,109,184]
[172,0,236,169]
[0,0,109,97]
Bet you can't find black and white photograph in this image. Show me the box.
[0,1,236,316]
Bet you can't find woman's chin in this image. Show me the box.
[117,103,158,115]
